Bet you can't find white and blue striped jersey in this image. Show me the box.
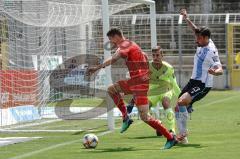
[191,39,221,87]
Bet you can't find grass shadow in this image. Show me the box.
[175,143,206,149]
[128,136,161,140]
[71,131,85,135]
[90,147,137,153]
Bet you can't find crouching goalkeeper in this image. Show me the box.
[127,46,181,135]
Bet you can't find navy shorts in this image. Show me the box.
[179,79,211,106]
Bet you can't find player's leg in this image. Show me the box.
[148,95,163,136]
[148,92,176,135]
[136,98,178,149]
[174,80,192,143]
[107,83,127,120]
[107,81,133,133]
[137,104,171,139]
[175,80,211,143]
[148,95,159,117]
[162,92,176,133]
[175,92,192,141]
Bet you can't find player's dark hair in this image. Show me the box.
[107,28,123,37]
[195,26,211,38]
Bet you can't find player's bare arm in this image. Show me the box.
[208,65,223,76]
[180,8,198,34]
[87,51,121,75]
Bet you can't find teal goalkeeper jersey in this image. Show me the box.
[148,61,181,97]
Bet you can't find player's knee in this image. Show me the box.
[140,114,148,122]
[139,111,148,122]
[177,98,189,106]
[177,93,192,106]
[162,97,170,109]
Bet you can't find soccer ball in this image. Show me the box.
[82,134,98,149]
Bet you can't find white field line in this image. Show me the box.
[2,119,62,130]
[0,129,84,133]
[7,121,143,159]
[7,131,112,159]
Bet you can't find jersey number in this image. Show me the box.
[191,87,200,94]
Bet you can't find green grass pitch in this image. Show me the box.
[0,90,240,159]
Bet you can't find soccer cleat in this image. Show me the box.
[163,135,178,149]
[126,103,134,114]
[176,131,189,144]
[120,116,133,133]
[177,132,189,144]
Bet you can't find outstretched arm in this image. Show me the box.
[87,51,121,75]
[180,8,198,35]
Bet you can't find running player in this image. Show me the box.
[176,9,223,144]
[127,46,181,135]
[87,28,178,149]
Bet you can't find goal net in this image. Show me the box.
[0,0,155,133]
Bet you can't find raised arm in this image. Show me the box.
[180,8,198,35]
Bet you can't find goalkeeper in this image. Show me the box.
[127,46,181,134]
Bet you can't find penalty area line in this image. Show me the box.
[7,121,142,159]
[7,131,112,159]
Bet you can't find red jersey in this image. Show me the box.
[117,40,149,81]
[116,40,149,105]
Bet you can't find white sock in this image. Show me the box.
[176,106,188,135]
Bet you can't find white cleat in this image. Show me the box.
[177,132,189,144]
[178,137,188,144]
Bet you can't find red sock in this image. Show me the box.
[146,117,173,140]
[111,93,127,120]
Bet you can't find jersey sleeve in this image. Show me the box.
[116,48,129,58]
[117,41,133,58]
[208,50,222,67]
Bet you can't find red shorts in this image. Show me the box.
[118,77,149,106]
